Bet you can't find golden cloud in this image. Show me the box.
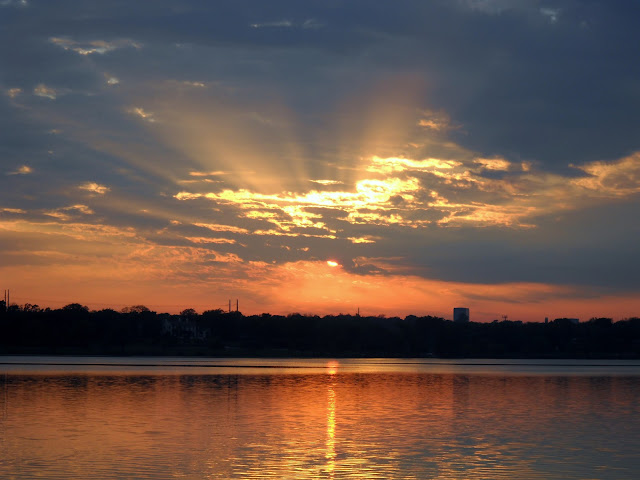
[33,84,58,99]
[44,204,95,220]
[417,109,455,132]
[5,87,22,98]
[309,179,344,185]
[79,182,110,195]
[176,174,423,234]
[348,236,378,244]
[174,151,640,237]
[189,170,228,177]
[571,152,640,197]
[8,165,32,175]
[474,157,512,171]
[0,219,137,244]
[367,156,462,174]
[186,237,237,245]
[194,223,249,234]
[128,107,156,122]
[0,207,26,214]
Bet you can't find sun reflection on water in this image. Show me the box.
[326,361,338,479]
[326,383,336,479]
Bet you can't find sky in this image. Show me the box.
[1,0,639,321]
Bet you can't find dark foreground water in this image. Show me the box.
[1,357,639,479]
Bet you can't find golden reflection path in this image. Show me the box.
[326,361,338,479]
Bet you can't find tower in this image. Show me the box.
[453,307,470,323]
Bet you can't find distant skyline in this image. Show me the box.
[1,1,639,321]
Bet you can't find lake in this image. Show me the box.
[1,357,639,479]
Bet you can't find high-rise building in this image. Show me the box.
[453,307,470,323]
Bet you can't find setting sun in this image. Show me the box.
[327,261,339,268]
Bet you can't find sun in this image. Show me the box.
[327,260,339,268]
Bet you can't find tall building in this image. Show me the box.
[453,307,470,323]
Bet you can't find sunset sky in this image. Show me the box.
[1,0,639,321]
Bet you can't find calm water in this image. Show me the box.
[1,357,640,479]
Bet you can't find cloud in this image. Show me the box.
[0,219,137,245]
[0,0,28,7]
[456,0,533,15]
[44,204,95,221]
[49,37,142,56]
[348,236,377,244]
[194,223,249,235]
[186,236,237,245]
[250,18,323,28]
[473,157,511,171]
[176,173,426,234]
[7,165,32,175]
[181,81,206,88]
[33,84,58,99]
[173,150,640,236]
[302,19,324,29]
[128,107,156,122]
[309,179,344,185]
[571,153,640,197]
[249,18,324,30]
[367,156,462,175]
[418,110,456,132]
[250,20,293,29]
[189,170,229,177]
[4,87,22,98]
[79,182,110,195]
[540,8,560,23]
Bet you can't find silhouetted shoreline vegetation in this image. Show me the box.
[1,301,639,358]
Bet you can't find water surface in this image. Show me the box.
[1,357,639,479]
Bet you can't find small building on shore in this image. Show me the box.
[453,307,470,323]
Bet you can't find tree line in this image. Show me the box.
[1,301,639,358]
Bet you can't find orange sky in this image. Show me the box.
[2,257,637,322]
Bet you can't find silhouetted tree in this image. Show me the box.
[1,300,639,357]
[22,303,41,313]
[62,303,89,312]
[121,305,150,314]
[7,303,21,313]
[589,317,613,328]
[180,308,197,317]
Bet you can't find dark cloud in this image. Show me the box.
[366,199,640,290]
[6,1,637,172]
